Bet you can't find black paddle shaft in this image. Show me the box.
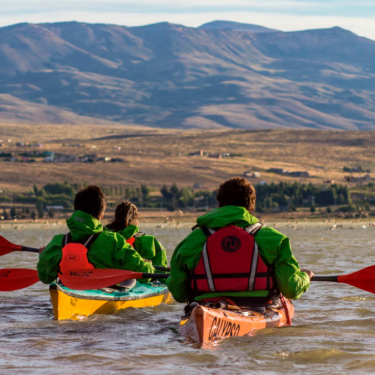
[142,273,169,279]
[21,246,39,253]
[153,266,171,272]
[311,276,338,282]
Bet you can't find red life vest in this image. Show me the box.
[59,232,100,275]
[191,223,274,293]
[125,232,145,248]
[126,237,136,246]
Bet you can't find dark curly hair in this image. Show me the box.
[74,185,107,219]
[107,200,139,232]
[216,177,256,212]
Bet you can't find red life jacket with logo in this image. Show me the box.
[191,223,274,293]
[59,232,101,275]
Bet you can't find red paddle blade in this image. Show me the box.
[59,269,142,290]
[338,265,375,294]
[0,268,40,291]
[0,236,22,256]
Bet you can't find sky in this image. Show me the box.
[1,0,375,40]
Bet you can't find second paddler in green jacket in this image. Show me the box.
[37,186,154,284]
[166,177,314,304]
[105,200,168,268]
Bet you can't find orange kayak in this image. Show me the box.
[180,299,294,345]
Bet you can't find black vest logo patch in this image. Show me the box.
[65,254,81,262]
[221,236,241,252]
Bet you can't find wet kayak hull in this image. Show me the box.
[180,300,294,345]
[50,282,171,320]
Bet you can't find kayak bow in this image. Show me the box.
[180,299,294,345]
[50,281,171,320]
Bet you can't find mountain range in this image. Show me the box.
[0,21,374,130]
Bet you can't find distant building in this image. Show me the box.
[42,151,54,157]
[345,174,371,182]
[244,171,261,178]
[46,206,64,211]
[193,183,205,189]
[289,171,310,177]
[343,166,362,173]
[55,154,78,162]
[110,158,125,162]
[269,168,286,174]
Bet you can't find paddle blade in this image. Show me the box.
[338,265,375,294]
[0,269,39,291]
[0,236,22,255]
[59,269,143,290]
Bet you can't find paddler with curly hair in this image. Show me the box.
[105,201,168,269]
[37,186,154,285]
[166,177,314,307]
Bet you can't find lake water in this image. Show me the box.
[1,221,375,374]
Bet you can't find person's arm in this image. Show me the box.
[256,227,311,300]
[37,235,64,284]
[152,239,168,268]
[273,237,311,299]
[166,229,207,303]
[112,233,155,283]
[133,235,156,262]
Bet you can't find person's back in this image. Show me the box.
[166,177,313,304]
[105,201,168,268]
[37,186,154,284]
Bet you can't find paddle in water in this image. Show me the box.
[0,236,171,272]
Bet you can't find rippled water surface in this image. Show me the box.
[1,221,375,374]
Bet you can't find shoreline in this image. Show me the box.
[1,209,374,226]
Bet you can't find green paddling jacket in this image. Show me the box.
[37,211,154,284]
[105,224,168,268]
[166,205,310,303]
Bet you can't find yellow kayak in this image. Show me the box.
[50,282,171,320]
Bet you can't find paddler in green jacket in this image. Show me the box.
[105,200,168,268]
[166,177,314,304]
[37,186,154,284]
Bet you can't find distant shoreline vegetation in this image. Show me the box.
[0,181,373,220]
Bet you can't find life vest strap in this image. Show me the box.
[63,232,101,248]
[200,226,215,237]
[193,272,273,279]
[245,222,263,236]
[133,232,145,239]
[202,242,215,292]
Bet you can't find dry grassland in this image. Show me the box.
[1,123,374,193]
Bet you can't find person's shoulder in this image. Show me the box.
[257,225,288,239]
[178,225,207,246]
[99,230,122,242]
[48,233,65,244]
